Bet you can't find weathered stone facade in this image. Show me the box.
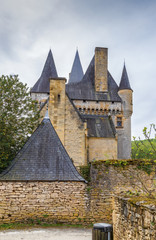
[0,161,155,226]
[31,47,133,165]
[113,197,156,240]
[88,137,117,161]
[88,160,155,223]
[0,181,88,224]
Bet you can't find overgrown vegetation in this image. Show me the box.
[0,75,40,172]
[131,124,156,160]
[79,165,91,182]
[0,221,92,231]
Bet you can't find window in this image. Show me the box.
[58,94,60,102]
[117,117,122,127]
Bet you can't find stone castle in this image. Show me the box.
[30,47,133,166]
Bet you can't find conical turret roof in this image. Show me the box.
[0,113,86,182]
[119,64,132,91]
[68,50,84,83]
[31,50,58,93]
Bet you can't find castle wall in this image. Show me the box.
[113,197,156,240]
[117,117,131,159]
[88,137,117,161]
[89,160,155,223]
[0,161,154,225]
[73,100,122,116]
[64,96,86,166]
[31,93,49,102]
[0,181,88,224]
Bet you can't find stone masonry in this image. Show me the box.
[113,196,156,240]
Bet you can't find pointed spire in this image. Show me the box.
[31,50,58,93]
[68,50,84,84]
[118,63,132,91]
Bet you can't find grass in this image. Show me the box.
[0,221,93,231]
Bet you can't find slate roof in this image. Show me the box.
[81,115,116,138]
[119,64,132,91]
[31,50,58,93]
[68,50,84,84]
[0,114,86,182]
[66,56,121,102]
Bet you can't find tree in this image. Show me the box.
[132,124,156,160]
[0,75,40,172]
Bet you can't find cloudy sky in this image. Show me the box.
[0,0,156,139]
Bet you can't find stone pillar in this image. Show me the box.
[49,77,66,144]
[95,47,108,92]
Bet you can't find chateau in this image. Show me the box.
[30,47,133,166]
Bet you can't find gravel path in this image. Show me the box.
[0,228,92,240]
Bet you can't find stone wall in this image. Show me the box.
[113,196,156,240]
[88,137,117,161]
[64,95,86,166]
[0,181,88,224]
[0,161,155,225]
[89,160,155,223]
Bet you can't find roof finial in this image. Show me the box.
[124,59,126,67]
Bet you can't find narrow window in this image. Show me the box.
[117,117,122,127]
[58,94,61,102]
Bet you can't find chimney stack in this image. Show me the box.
[95,47,108,92]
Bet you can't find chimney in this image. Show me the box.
[95,47,108,92]
[49,77,66,144]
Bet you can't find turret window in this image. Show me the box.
[117,117,122,127]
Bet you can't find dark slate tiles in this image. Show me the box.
[119,64,132,91]
[66,56,121,102]
[81,115,116,138]
[31,50,58,93]
[68,50,84,84]
[0,117,85,182]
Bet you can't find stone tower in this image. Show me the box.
[117,64,133,159]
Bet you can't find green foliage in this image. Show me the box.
[131,124,156,160]
[79,165,90,182]
[0,75,40,172]
[0,221,92,230]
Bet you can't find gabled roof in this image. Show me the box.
[81,115,116,138]
[31,50,58,93]
[66,56,121,102]
[0,113,85,182]
[118,64,132,91]
[68,50,84,83]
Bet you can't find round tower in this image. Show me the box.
[117,64,133,159]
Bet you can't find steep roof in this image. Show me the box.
[31,50,58,93]
[81,115,116,138]
[118,64,132,91]
[0,113,85,182]
[66,56,121,102]
[68,50,84,84]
